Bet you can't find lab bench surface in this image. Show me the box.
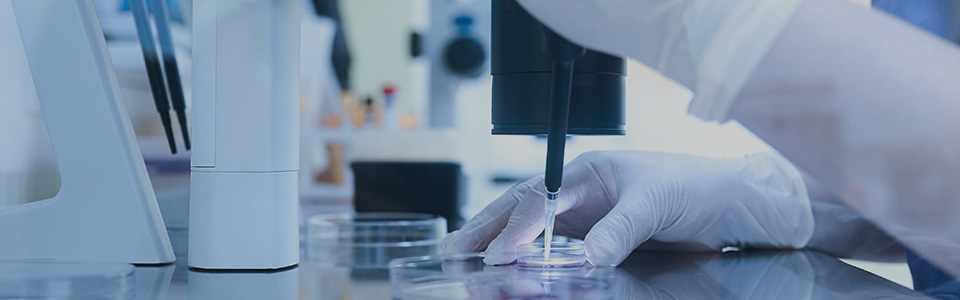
[102,228,925,299]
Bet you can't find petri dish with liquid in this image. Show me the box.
[389,253,611,300]
[518,240,588,269]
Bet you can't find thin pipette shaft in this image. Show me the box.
[543,59,575,260]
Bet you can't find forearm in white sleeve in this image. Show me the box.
[517,0,802,119]
[728,0,960,279]
[802,171,905,262]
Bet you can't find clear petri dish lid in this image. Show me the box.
[307,212,447,245]
[518,240,588,269]
[390,253,493,300]
[0,260,134,299]
[306,212,447,268]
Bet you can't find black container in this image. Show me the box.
[491,0,626,135]
[352,161,465,231]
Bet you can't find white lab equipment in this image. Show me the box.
[0,0,174,264]
[0,0,57,209]
[425,0,490,128]
[189,0,300,270]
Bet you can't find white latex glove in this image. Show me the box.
[442,151,814,266]
[516,0,802,122]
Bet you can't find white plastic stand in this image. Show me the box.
[189,0,300,270]
[0,0,175,264]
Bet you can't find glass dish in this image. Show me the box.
[389,253,485,300]
[389,253,611,300]
[517,240,587,268]
[306,212,447,268]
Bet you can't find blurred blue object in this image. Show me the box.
[875,1,960,297]
[873,0,960,44]
[907,250,960,299]
[121,0,182,21]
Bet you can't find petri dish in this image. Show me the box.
[306,212,447,268]
[390,253,487,300]
[0,260,134,299]
[389,253,611,300]
[517,240,587,268]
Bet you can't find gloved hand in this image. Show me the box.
[441,151,814,266]
[516,0,803,122]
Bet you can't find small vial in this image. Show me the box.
[517,241,587,268]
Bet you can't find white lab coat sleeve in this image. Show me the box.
[685,0,802,122]
[516,0,802,122]
[729,0,960,279]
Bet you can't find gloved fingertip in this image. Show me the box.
[482,252,517,266]
[441,230,481,256]
[584,236,624,267]
[439,231,459,254]
[482,236,524,265]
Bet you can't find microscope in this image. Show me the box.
[491,0,625,201]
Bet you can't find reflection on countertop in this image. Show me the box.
[124,227,927,300]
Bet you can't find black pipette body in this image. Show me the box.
[544,60,573,195]
[543,29,585,195]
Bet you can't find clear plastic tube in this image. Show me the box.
[544,196,559,260]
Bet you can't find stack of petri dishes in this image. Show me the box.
[306,212,447,268]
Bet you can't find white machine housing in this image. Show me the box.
[0,0,174,264]
[426,0,490,128]
[189,0,300,270]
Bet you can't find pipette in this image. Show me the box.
[542,29,583,261]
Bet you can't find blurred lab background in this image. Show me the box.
[2,0,910,287]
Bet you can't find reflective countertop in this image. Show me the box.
[114,228,926,299]
[53,148,917,299]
